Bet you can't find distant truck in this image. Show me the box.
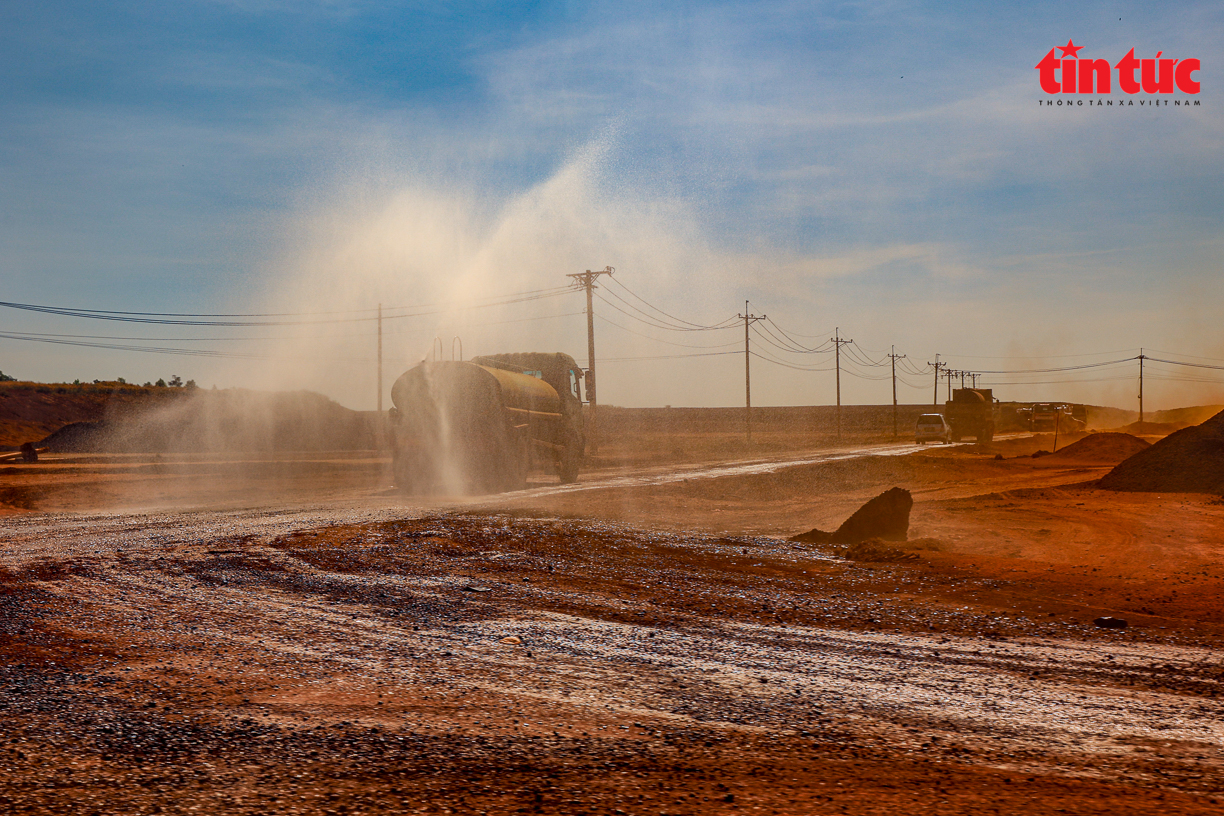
[944,388,999,443]
[1030,402,1087,434]
[388,352,586,494]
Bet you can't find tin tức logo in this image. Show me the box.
[1036,40,1200,101]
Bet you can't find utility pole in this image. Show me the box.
[888,346,906,440]
[739,302,766,443]
[1139,348,1145,426]
[567,266,614,453]
[945,369,956,402]
[960,371,967,389]
[830,328,853,441]
[929,355,943,406]
[377,302,383,413]
[971,373,979,388]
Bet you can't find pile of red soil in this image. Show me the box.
[0,382,182,448]
[1048,432,1150,463]
[1099,409,1224,494]
[1116,420,1181,436]
[37,421,111,452]
[32,390,374,453]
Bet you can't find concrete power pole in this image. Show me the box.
[377,302,383,413]
[830,328,853,441]
[1139,348,1145,426]
[567,267,614,453]
[738,302,766,443]
[929,355,943,406]
[888,346,906,439]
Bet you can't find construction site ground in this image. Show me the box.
[1,430,1223,814]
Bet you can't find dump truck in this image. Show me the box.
[944,388,999,442]
[388,352,586,494]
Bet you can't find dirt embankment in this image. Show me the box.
[0,383,375,452]
[0,382,183,447]
[1100,409,1224,494]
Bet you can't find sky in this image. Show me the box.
[1,1,1221,410]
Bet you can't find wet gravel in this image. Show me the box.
[0,508,1221,814]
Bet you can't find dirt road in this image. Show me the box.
[1,442,1223,814]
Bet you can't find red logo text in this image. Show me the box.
[1036,40,1199,94]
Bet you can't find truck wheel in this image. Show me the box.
[557,441,581,484]
[982,423,995,444]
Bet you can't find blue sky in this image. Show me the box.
[1,1,1221,409]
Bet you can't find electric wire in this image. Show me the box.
[593,292,738,333]
[0,310,585,344]
[594,313,744,350]
[0,288,573,327]
[599,350,742,363]
[603,276,738,330]
[596,287,740,332]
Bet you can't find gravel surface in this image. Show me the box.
[1,502,1222,814]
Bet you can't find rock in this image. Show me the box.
[790,487,914,545]
[500,636,522,645]
[1093,616,1128,629]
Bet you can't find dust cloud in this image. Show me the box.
[230,139,751,412]
[163,135,1224,416]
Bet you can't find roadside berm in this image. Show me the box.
[1048,432,1150,463]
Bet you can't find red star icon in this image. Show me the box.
[1057,39,1084,59]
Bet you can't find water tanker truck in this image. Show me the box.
[944,388,999,443]
[388,352,586,494]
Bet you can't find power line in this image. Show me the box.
[0,288,574,327]
[603,276,738,331]
[747,349,837,372]
[0,310,585,355]
[1147,356,1224,372]
[940,348,1139,360]
[951,357,1138,374]
[762,317,835,352]
[593,292,738,333]
[599,350,742,363]
[749,322,830,355]
[762,317,837,341]
[0,286,573,319]
[594,313,744,350]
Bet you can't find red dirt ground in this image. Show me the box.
[2,415,1224,813]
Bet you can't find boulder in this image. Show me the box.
[789,487,913,545]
